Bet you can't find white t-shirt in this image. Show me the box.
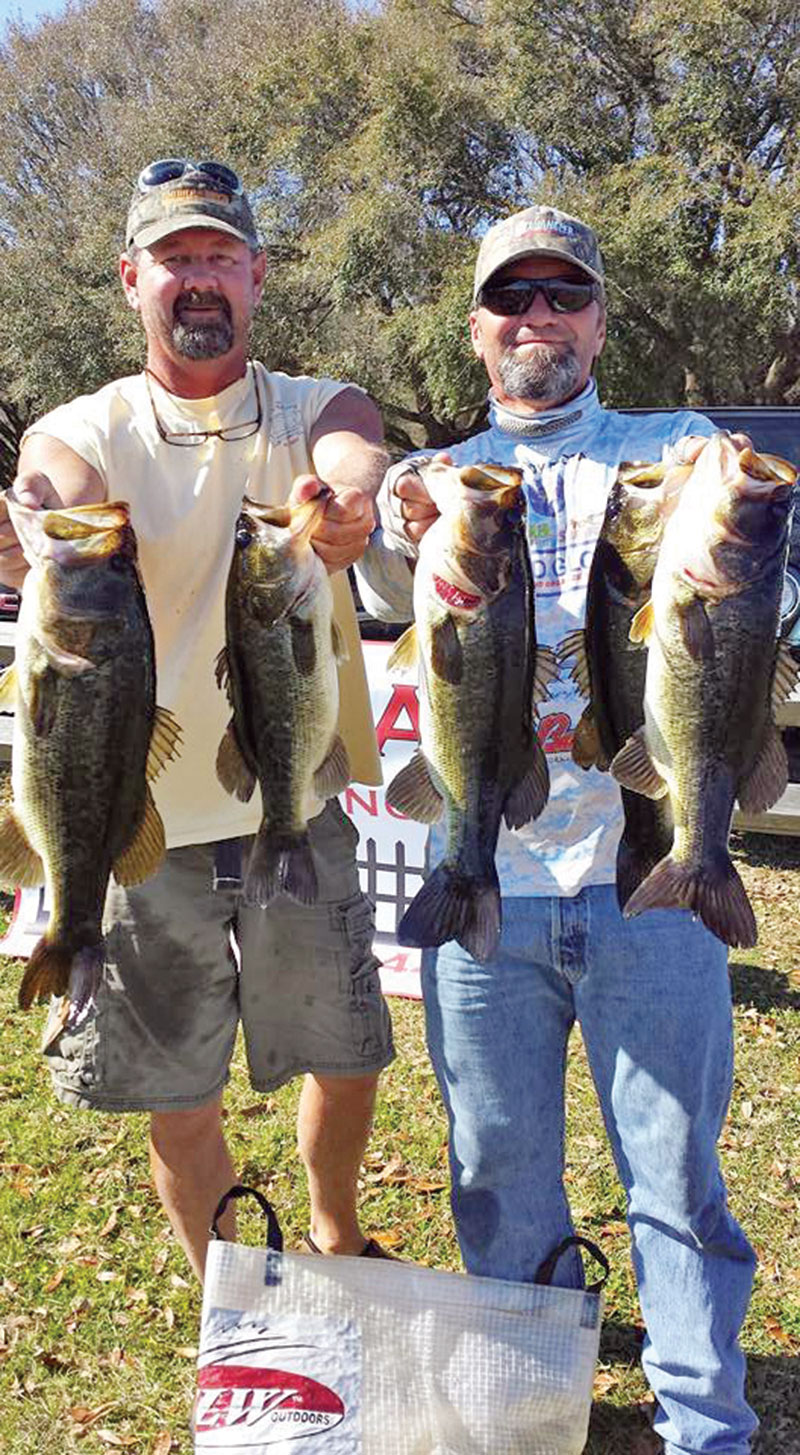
[25,363,382,847]
[360,382,714,896]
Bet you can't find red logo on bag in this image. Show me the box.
[195,1364,345,1444]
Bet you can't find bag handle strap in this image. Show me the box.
[209,1184,284,1253]
[534,1235,609,1295]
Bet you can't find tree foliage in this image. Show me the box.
[0,0,799,480]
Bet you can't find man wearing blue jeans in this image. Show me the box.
[357,205,757,1454]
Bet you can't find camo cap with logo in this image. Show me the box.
[126,169,260,252]
[473,205,605,301]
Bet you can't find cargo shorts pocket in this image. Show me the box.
[335,892,392,1061]
[42,991,101,1100]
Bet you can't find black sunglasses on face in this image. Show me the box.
[478,276,597,316]
[137,158,243,195]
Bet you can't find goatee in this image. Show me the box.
[497,344,580,405]
[172,291,234,359]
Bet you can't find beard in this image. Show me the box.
[172,291,234,359]
[496,343,581,405]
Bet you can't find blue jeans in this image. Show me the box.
[421,886,758,1455]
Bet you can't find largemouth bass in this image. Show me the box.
[0,498,181,1013]
[216,491,351,906]
[611,434,798,947]
[385,462,554,963]
[558,459,691,907]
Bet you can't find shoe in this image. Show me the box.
[301,1231,398,1260]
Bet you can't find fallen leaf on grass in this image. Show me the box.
[370,1227,404,1249]
[240,1100,276,1118]
[44,1269,66,1293]
[176,1345,198,1359]
[96,1430,137,1448]
[68,1403,116,1428]
[151,1435,174,1455]
[600,1220,628,1238]
[592,1369,619,1395]
[99,1208,120,1238]
[764,1314,797,1347]
[410,1178,448,1193]
[39,1350,74,1371]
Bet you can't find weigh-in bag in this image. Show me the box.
[194,1185,609,1455]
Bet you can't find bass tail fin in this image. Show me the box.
[622,852,757,949]
[398,862,501,964]
[243,826,318,908]
[19,936,103,1012]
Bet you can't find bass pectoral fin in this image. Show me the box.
[572,704,610,771]
[331,619,349,665]
[216,720,257,802]
[387,624,419,678]
[772,641,800,713]
[37,627,95,676]
[611,729,669,799]
[555,630,590,696]
[314,734,351,797]
[0,661,17,710]
[0,808,44,888]
[629,600,654,645]
[290,616,317,677]
[430,613,462,684]
[533,644,561,706]
[146,706,182,781]
[385,749,443,823]
[503,739,549,829]
[678,597,714,662]
[214,646,230,697]
[113,787,166,886]
[736,722,788,814]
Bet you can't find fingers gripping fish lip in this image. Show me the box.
[239,489,333,543]
[6,496,135,568]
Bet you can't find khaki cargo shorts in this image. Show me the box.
[43,801,394,1112]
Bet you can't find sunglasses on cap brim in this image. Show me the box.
[137,158,244,195]
[477,276,598,316]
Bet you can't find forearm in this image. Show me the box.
[323,439,390,501]
[354,529,415,622]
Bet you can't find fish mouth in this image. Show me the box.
[239,489,332,546]
[423,462,523,516]
[6,496,134,567]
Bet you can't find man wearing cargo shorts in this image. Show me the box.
[358,206,759,1454]
[0,160,394,1279]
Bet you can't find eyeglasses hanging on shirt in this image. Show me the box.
[145,362,263,446]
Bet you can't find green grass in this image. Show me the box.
[0,834,798,1454]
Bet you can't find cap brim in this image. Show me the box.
[475,246,604,301]
[129,214,256,250]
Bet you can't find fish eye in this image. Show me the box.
[235,518,253,548]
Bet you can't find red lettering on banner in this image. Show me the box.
[375,684,420,752]
[538,712,573,755]
[345,787,379,816]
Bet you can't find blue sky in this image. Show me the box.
[0,0,68,36]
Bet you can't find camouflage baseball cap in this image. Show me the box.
[126,164,260,252]
[473,205,604,300]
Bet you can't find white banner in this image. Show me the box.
[0,640,426,999]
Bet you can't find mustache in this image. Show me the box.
[173,290,232,323]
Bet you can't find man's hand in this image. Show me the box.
[289,474,375,574]
[377,451,450,557]
[0,471,64,587]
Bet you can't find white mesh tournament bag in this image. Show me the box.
[194,1186,608,1455]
